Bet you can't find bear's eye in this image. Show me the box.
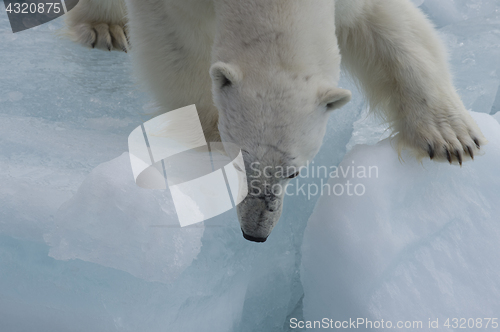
[288,171,300,179]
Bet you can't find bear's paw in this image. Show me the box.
[68,22,129,52]
[395,107,487,166]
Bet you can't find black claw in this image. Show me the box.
[474,138,481,149]
[467,146,474,160]
[428,144,435,160]
[107,44,112,51]
[455,149,462,166]
[445,148,452,164]
[122,46,127,53]
[91,28,97,48]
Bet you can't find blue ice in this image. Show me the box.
[1,1,500,331]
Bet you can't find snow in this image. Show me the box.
[44,152,205,283]
[1,1,500,331]
[420,0,500,28]
[494,111,500,123]
[439,13,500,114]
[301,112,500,329]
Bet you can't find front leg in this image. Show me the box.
[65,0,129,52]
[335,0,486,164]
[125,0,220,142]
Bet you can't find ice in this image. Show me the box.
[411,0,425,8]
[44,152,205,283]
[345,106,391,152]
[1,0,500,331]
[0,6,362,327]
[420,0,500,28]
[301,112,500,329]
[439,13,500,114]
[41,87,362,330]
[494,111,500,123]
[0,8,149,242]
[420,0,464,27]
[416,1,500,115]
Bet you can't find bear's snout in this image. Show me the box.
[241,229,268,243]
[237,195,284,242]
[265,195,280,212]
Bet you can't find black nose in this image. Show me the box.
[241,229,268,243]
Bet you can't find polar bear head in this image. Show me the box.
[210,63,351,242]
[209,0,350,242]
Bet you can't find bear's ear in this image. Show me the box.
[319,87,352,111]
[210,62,243,89]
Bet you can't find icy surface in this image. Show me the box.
[44,153,205,283]
[494,111,500,123]
[0,10,361,329]
[345,106,391,152]
[420,0,500,28]
[0,1,500,331]
[39,84,361,331]
[0,7,150,242]
[440,13,500,114]
[301,112,500,329]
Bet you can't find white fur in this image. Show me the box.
[65,0,128,51]
[65,0,487,240]
[335,0,486,163]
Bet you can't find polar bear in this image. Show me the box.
[66,0,486,242]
